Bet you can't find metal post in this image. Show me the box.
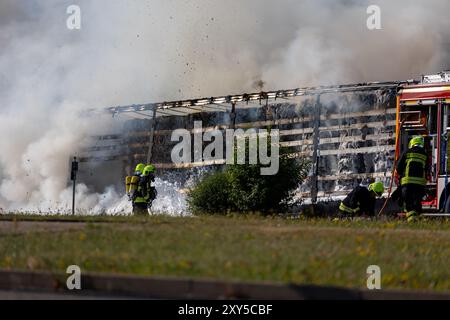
[70,157,78,215]
[442,103,448,210]
[265,98,272,122]
[72,179,76,215]
[311,95,321,204]
[146,104,158,164]
[437,102,442,207]
[230,102,236,129]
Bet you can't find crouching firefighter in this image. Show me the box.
[396,136,429,222]
[338,181,384,217]
[125,164,157,215]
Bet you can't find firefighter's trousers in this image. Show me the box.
[401,184,424,221]
[132,202,149,216]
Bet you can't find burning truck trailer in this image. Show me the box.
[77,71,450,216]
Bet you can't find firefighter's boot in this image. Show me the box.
[405,210,418,223]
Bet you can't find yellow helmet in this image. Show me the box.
[368,181,384,197]
[134,163,145,173]
[409,136,424,149]
[143,164,155,176]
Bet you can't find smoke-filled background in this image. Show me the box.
[0,0,449,213]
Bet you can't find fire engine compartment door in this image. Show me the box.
[437,104,450,208]
[398,103,437,207]
[440,104,450,175]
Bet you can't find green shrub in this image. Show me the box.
[187,171,231,214]
[227,154,310,212]
[187,152,311,215]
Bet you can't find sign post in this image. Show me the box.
[71,157,79,215]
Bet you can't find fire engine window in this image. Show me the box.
[428,106,437,134]
[447,105,450,130]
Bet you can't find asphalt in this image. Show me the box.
[0,289,134,300]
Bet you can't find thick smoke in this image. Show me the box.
[0,0,449,213]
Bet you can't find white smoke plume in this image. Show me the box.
[0,0,449,213]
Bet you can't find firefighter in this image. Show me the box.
[130,164,157,215]
[125,163,152,216]
[396,135,429,222]
[338,181,384,217]
[141,164,157,208]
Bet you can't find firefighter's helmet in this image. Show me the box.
[409,136,424,149]
[368,181,384,197]
[143,164,155,176]
[135,163,145,172]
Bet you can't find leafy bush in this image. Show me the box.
[227,154,310,212]
[187,152,311,215]
[187,171,231,214]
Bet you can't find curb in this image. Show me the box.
[0,270,449,300]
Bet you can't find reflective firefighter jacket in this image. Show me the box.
[396,146,429,186]
[339,186,375,216]
[134,173,156,204]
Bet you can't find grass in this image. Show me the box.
[0,214,449,292]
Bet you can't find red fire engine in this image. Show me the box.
[396,71,450,211]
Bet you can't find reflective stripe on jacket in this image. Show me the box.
[339,202,360,214]
[397,147,428,186]
[339,186,375,215]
